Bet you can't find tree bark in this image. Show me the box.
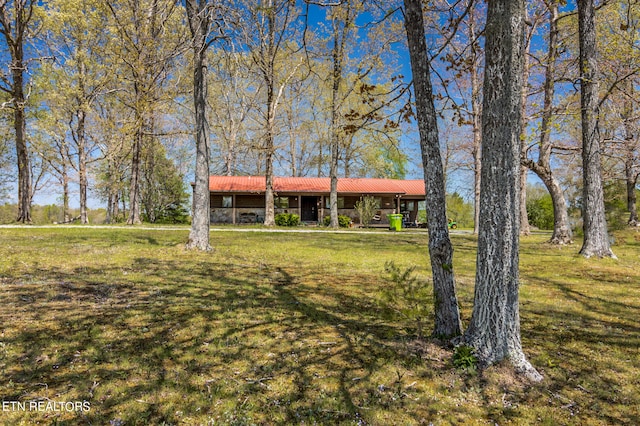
[77,107,89,224]
[14,78,31,223]
[578,0,615,258]
[328,5,350,229]
[186,0,213,251]
[463,0,542,381]
[264,89,276,227]
[625,157,638,226]
[622,84,639,227]
[127,113,143,225]
[0,0,34,223]
[403,0,462,338]
[519,5,531,237]
[469,15,482,236]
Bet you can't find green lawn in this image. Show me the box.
[0,227,638,425]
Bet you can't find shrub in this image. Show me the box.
[355,196,379,227]
[378,261,432,338]
[323,215,351,228]
[527,191,554,230]
[452,345,478,372]
[275,213,300,227]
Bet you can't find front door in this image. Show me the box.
[301,196,318,222]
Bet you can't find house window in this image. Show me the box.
[325,197,344,209]
[274,196,289,209]
[401,200,415,212]
[222,196,233,208]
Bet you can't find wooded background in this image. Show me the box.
[0,0,637,232]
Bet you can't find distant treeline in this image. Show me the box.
[0,203,107,225]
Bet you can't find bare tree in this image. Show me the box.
[463,0,542,381]
[522,1,573,244]
[105,0,185,225]
[185,0,226,251]
[240,0,304,226]
[403,0,462,338]
[577,0,615,258]
[0,0,38,223]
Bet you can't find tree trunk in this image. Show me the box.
[264,94,276,227]
[524,160,574,244]
[77,108,89,224]
[527,3,573,244]
[264,141,275,226]
[469,12,482,236]
[0,0,33,223]
[328,8,349,229]
[625,158,638,226]
[403,0,462,338]
[15,88,31,223]
[519,5,531,237]
[62,167,70,223]
[578,0,615,258]
[127,120,143,225]
[186,0,212,251]
[463,0,542,381]
[622,84,639,227]
[13,42,31,223]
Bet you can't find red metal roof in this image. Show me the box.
[207,176,425,196]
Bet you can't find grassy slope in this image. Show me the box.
[0,227,638,425]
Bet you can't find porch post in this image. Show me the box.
[232,194,237,224]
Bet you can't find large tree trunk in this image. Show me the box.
[15,88,31,223]
[463,0,541,381]
[186,0,212,251]
[403,0,462,338]
[0,0,33,223]
[468,10,482,235]
[519,5,531,237]
[471,71,482,236]
[13,41,31,223]
[578,0,615,258]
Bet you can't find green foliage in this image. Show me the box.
[527,185,555,230]
[603,180,629,231]
[379,261,432,338]
[0,203,108,224]
[452,345,478,371]
[275,212,300,227]
[140,143,190,224]
[322,214,351,228]
[0,203,15,224]
[365,145,408,179]
[445,193,474,228]
[355,196,379,227]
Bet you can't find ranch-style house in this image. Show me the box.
[201,175,426,226]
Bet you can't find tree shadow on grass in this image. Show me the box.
[521,276,640,425]
[0,255,453,425]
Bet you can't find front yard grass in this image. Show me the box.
[0,227,638,425]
